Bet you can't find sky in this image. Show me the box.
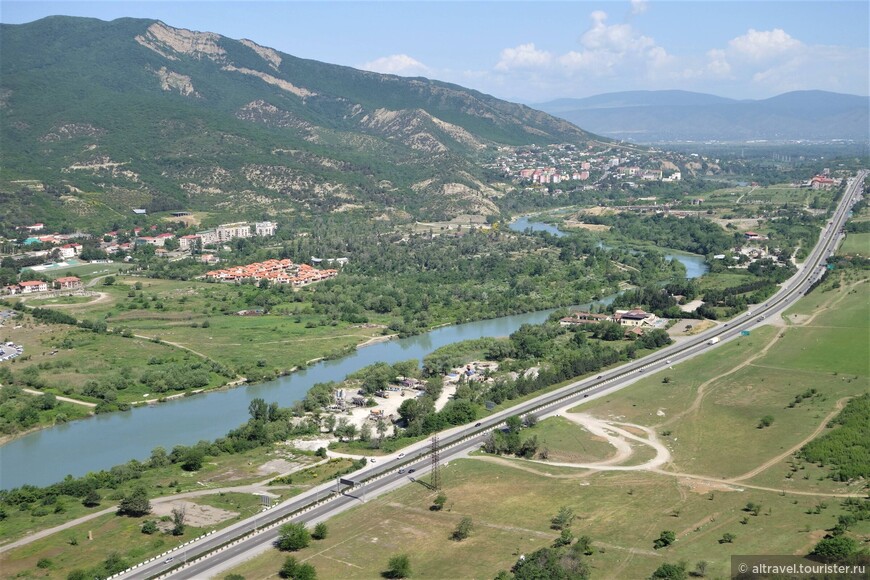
[2,1,868,104]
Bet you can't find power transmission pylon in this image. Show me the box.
[430,435,441,490]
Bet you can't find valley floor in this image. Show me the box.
[220,270,869,580]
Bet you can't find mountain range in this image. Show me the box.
[0,16,596,225]
[533,90,870,143]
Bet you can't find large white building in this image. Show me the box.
[217,222,251,242]
[255,221,277,236]
[188,221,275,249]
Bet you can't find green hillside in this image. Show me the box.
[0,16,598,227]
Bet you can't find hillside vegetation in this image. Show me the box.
[0,16,597,226]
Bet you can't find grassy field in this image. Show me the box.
[520,415,617,463]
[0,455,370,578]
[0,318,229,405]
[21,295,98,306]
[1,274,390,412]
[0,491,265,579]
[40,276,388,376]
[221,271,869,580]
[577,276,869,480]
[227,460,867,580]
[839,231,869,256]
[701,183,831,215]
[29,261,127,281]
[0,445,314,546]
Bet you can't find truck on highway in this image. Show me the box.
[708,337,720,345]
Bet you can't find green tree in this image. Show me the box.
[744,502,762,516]
[575,535,594,556]
[280,556,317,580]
[172,506,186,536]
[102,552,130,575]
[277,523,310,551]
[397,398,424,424]
[312,522,328,540]
[82,489,101,507]
[385,554,411,579]
[117,486,151,517]
[452,516,473,541]
[511,547,590,579]
[249,398,268,421]
[431,493,447,511]
[149,446,171,468]
[376,418,388,446]
[719,532,736,544]
[649,561,688,580]
[505,415,524,433]
[181,448,205,471]
[551,506,575,530]
[141,520,158,535]
[553,528,574,547]
[653,530,676,550]
[758,415,774,428]
[810,535,857,563]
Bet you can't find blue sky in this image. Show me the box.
[2,1,868,103]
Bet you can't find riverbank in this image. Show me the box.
[0,217,714,488]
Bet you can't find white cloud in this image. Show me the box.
[495,43,553,71]
[728,28,803,61]
[672,29,867,96]
[478,10,867,101]
[580,10,653,52]
[359,54,431,76]
[703,49,732,78]
[560,10,668,74]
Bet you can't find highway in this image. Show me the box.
[118,170,865,580]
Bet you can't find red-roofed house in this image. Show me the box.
[613,308,657,327]
[59,243,82,259]
[811,175,836,190]
[18,280,49,294]
[55,276,82,290]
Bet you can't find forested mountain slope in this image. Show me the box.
[0,16,598,223]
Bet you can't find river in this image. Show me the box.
[0,219,707,489]
[509,216,710,279]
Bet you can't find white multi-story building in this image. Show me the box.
[179,235,200,251]
[217,222,251,241]
[196,230,220,246]
[255,221,277,237]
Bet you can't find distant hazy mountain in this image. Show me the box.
[533,90,870,143]
[0,16,597,224]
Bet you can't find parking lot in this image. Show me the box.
[0,341,23,362]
